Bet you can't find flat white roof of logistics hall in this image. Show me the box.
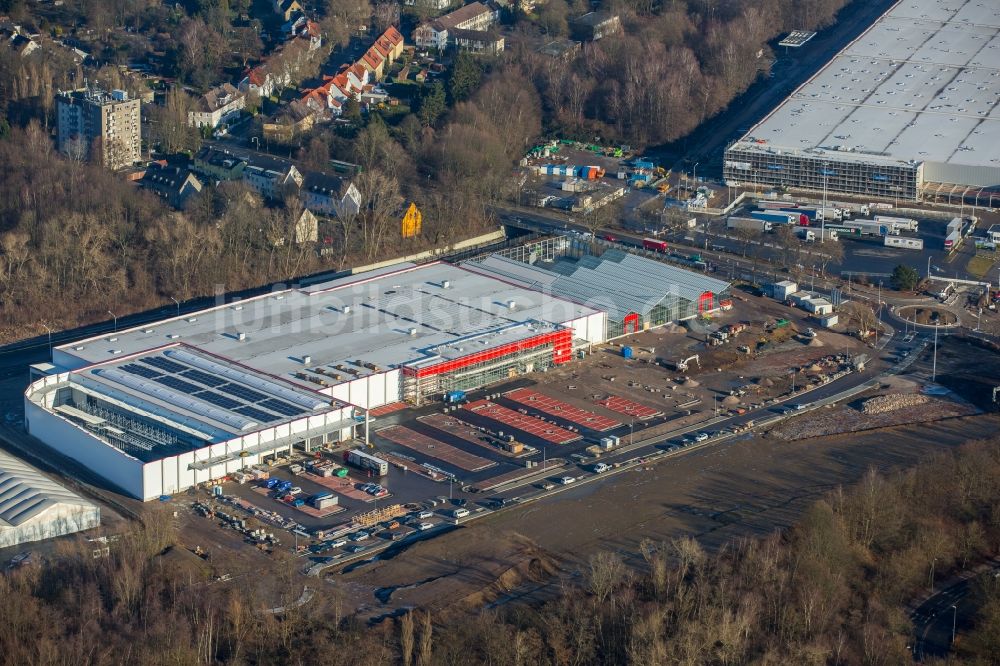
[55,262,599,387]
[732,0,1000,169]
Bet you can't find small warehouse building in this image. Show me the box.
[773,280,798,301]
[0,449,100,548]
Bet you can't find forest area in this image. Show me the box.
[3,433,1000,664]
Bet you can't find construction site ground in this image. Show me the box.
[323,333,1000,620]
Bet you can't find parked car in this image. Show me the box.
[289,486,302,495]
[537,481,555,490]
[329,539,347,549]
[344,544,368,554]
[450,508,470,518]
[418,522,435,531]
[791,403,807,411]
[349,531,370,542]
[485,497,512,509]
[593,463,611,474]
[418,510,433,519]
[451,498,467,507]
[693,432,709,442]
[558,476,576,485]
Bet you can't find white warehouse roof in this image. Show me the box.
[54,262,600,388]
[733,0,1000,173]
[0,449,100,548]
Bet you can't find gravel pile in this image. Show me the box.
[860,393,929,415]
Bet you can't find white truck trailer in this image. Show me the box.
[873,215,919,233]
[884,236,924,250]
[727,216,773,233]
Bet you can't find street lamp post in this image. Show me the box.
[930,557,938,593]
[171,296,180,316]
[927,255,932,280]
[932,323,939,382]
[107,310,118,333]
[41,323,52,356]
[629,419,635,445]
[952,604,958,644]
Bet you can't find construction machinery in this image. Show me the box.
[675,355,701,372]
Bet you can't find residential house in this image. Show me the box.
[451,28,504,54]
[8,33,38,56]
[262,100,318,142]
[192,146,247,182]
[537,39,580,60]
[301,170,362,217]
[413,2,499,51]
[239,30,322,98]
[359,26,404,80]
[188,83,245,129]
[139,164,203,209]
[274,0,304,21]
[242,164,303,199]
[569,12,621,41]
[56,87,141,170]
[293,208,318,244]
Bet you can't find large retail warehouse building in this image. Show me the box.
[25,244,727,500]
[724,0,1000,203]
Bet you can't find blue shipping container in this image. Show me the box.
[622,346,634,359]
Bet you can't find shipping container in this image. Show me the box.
[622,346,634,359]
[884,236,924,250]
[346,449,389,476]
[642,238,668,252]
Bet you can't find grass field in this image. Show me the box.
[967,253,997,278]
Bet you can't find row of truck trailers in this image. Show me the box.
[727,204,926,250]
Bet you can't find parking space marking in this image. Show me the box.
[504,387,622,432]
[465,399,582,444]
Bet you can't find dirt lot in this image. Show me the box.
[328,334,1000,620]
[333,412,1000,620]
[518,292,867,439]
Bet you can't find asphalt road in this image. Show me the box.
[648,0,900,178]
[910,560,1000,661]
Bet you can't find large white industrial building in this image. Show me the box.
[725,0,1000,203]
[25,244,728,500]
[0,448,100,548]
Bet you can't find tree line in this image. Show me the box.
[2,431,999,664]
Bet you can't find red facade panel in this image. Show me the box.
[407,329,573,379]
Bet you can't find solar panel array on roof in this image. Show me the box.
[141,356,188,374]
[198,391,243,410]
[120,363,161,379]
[88,347,334,435]
[218,384,269,403]
[181,369,228,387]
[235,405,278,422]
[154,375,202,394]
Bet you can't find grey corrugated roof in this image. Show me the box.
[467,249,730,321]
[0,449,96,528]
